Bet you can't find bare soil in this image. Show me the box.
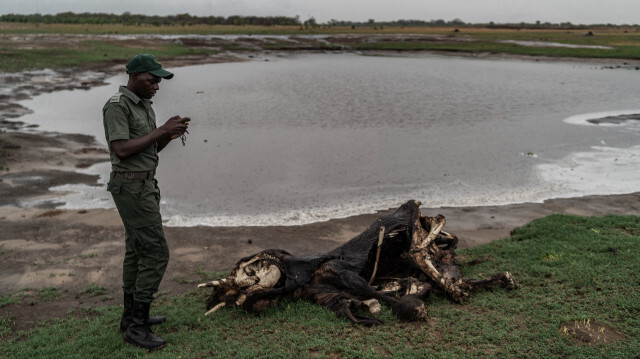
[2,34,640,335]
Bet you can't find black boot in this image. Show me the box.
[124,301,166,350]
[120,293,166,333]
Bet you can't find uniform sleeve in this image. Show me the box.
[103,102,130,142]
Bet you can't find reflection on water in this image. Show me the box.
[18,53,640,226]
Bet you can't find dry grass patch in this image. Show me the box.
[561,319,625,345]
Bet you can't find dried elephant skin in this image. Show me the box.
[198,200,518,325]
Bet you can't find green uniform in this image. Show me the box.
[103,86,169,304]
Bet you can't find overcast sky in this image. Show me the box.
[1,0,638,25]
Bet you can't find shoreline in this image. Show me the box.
[2,42,640,331]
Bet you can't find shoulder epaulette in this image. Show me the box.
[109,92,123,103]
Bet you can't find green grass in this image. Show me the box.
[1,288,66,309]
[37,287,66,302]
[0,295,19,308]
[78,285,108,297]
[0,23,316,35]
[0,39,216,73]
[1,214,639,358]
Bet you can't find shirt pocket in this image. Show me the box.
[130,116,149,131]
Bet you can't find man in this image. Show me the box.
[103,54,190,350]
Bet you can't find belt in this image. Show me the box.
[114,171,153,180]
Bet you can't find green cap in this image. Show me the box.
[126,54,174,79]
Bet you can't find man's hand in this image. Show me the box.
[157,115,191,152]
[111,115,192,159]
[161,116,190,140]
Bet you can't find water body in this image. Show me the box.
[17,53,640,226]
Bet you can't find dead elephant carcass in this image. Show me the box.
[198,200,518,325]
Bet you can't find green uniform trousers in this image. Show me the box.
[107,173,169,304]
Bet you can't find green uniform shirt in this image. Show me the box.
[103,86,159,172]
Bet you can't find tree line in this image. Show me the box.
[0,13,477,27]
[0,12,301,26]
[0,12,636,28]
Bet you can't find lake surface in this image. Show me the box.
[18,53,640,226]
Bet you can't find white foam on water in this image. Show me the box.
[161,182,556,227]
[537,110,640,200]
[537,144,640,198]
[163,199,391,227]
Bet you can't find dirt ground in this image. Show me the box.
[2,34,640,335]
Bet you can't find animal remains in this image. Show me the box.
[198,200,518,325]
